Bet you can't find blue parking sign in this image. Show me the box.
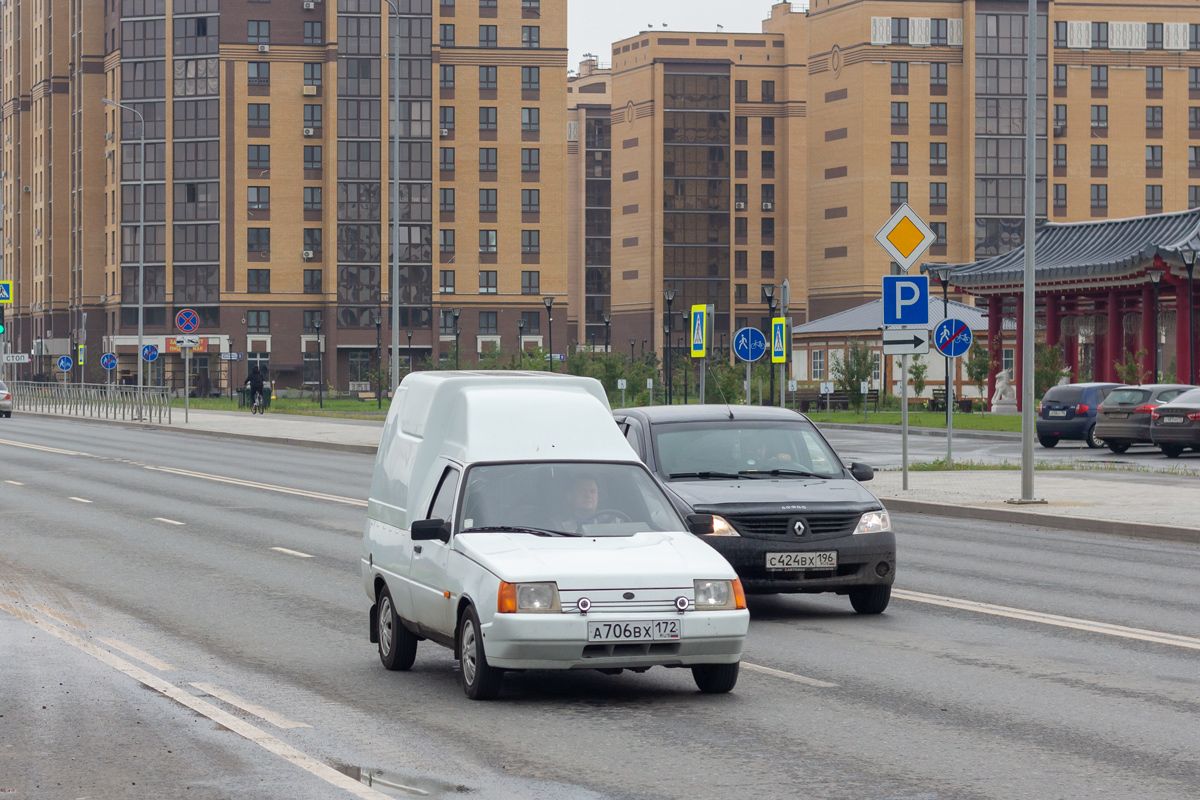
[882,275,929,327]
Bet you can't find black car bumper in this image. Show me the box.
[703,531,896,594]
[1150,425,1200,447]
[1036,418,1091,440]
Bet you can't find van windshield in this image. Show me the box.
[457,462,686,537]
[651,420,844,480]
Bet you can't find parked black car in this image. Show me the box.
[1095,384,1195,453]
[1150,387,1200,457]
[1036,382,1122,448]
[613,406,896,614]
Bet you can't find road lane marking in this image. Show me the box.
[143,465,367,507]
[69,496,92,504]
[32,604,87,630]
[271,547,315,559]
[154,517,186,526]
[0,438,93,457]
[4,480,23,485]
[0,589,22,600]
[0,602,392,800]
[742,662,838,688]
[99,638,177,671]
[893,589,1200,651]
[191,682,312,729]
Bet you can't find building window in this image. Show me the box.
[248,62,270,86]
[891,17,908,45]
[304,63,322,86]
[440,24,455,47]
[440,270,455,293]
[439,229,456,253]
[930,102,947,126]
[1191,147,1200,171]
[891,102,908,125]
[478,269,497,292]
[520,311,540,334]
[891,142,908,166]
[479,25,497,47]
[761,218,775,239]
[247,310,270,334]
[1091,65,1107,90]
[1054,64,1067,89]
[1191,68,1200,92]
[1193,24,1200,50]
[1054,21,1067,48]
[479,148,497,171]
[735,80,748,103]
[440,147,455,171]
[1092,22,1108,49]
[521,148,540,172]
[930,182,947,205]
[1091,145,1107,168]
[479,65,497,90]
[479,106,497,130]
[479,188,497,213]
[439,310,456,335]
[478,230,497,254]
[1192,108,1200,131]
[930,142,947,166]
[735,151,748,172]
[1146,66,1163,91]
[440,188,455,212]
[247,186,270,211]
[811,350,825,380]
[521,107,540,131]
[1146,184,1163,210]
[734,284,748,304]
[439,106,455,131]
[440,65,455,89]
[521,232,540,255]
[303,269,322,294]
[1053,144,1067,168]
[761,151,775,172]
[1053,184,1066,208]
[1002,348,1014,373]
[1054,104,1067,130]
[248,20,270,43]
[303,228,322,253]
[891,62,908,86]
[932,19,948,46]
[247,229,270,254]
[521,269,540,292]
[248,103,270,127]
[479,311,498,335]
[761,80,775,102]
[1091,105,1107,128]
[1091,184,1108,208]
[303,186,322,211]
[304,104,322,128]
[930,62,947,87]
[932,221,947,246]
[247,268,270,292]
[1191,186,1200,209]
[1147,146,1163,169]
[522,188,540,213]
[521,26,539,48]
[522,66,540,91]
[303,20,322,45]
[1146,106,1162,129]
[303,145,321,170]
[891,182,908,206]
[1147,23,1163,50]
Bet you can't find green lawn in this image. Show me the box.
[806,410,1023,432]
[170,395,389,419]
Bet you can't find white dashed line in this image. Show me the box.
[99,638,177,672]
[144,465,366,507]
[742,662,838,688]
[4,480,23,485]
[32,604,88,630]
[190,683,311,729]
[271,547,315,559]
[154,517,186,526]
[69,496,92,504]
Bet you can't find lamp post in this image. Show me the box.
[630,338,636,362]
[603,313,611,353]
[543,296,555,371]
[101,98,145,413]
[313,317,324,409]
[452,307,461,369]
[763,284,776,405]
[384,0,403,394]
[663,289,676,404]
[517,317,526,359]
[1148,269,1165,381]
[373,310,383,409]
[1182,248,1197,384]
[406,329,413,374]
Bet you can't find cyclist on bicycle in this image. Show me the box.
[244,366,266,410]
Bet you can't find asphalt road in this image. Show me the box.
[1,416,1198,800]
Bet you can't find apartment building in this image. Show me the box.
[566,55,611,348]
[0,0,565,390]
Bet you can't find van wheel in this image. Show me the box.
[377,585,417,671]
[1085,426,1104,449]
[458,606,503,700]
[849,585,891,614]
[692,662,740,693]
[1038,436,1059,448]
[1161,445,1184,459]
[1107,442,1130,454]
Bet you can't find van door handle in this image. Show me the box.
[413,545,422,554]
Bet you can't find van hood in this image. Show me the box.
[664,476,882,510]
[453,530,735,590]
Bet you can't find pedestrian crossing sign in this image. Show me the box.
[771,317,787,364]
[0,280,12,303]
[690,304,706,358]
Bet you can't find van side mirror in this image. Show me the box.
[849,462,874,482]
[412,518,450,542]
[686,514,714,535]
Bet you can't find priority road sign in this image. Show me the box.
[732,327,767,363]
[882,328,930,356]
[882,275,930,328]
[176,308,200,333]
[141,344,159,362]
[874,203,937,272]
[57,355,73,372]
[690,304,707,358]
[934,318,973,358]
[0,280,11,303]
[101,353,118,370]
[771,318,787,364]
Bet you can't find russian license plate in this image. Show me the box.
[1162,416,1185,424]
[587,619,680,642]
[1048,410,1068,417]
[1107,412,1129,419]
[766,551,838,571]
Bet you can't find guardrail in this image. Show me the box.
[8,381,173,424]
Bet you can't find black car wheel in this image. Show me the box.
[1107,441,1130,454]
[458,605,504,700]
[1038,436,1059,448]
[1085,425,1104,449]
[849,585,891,614]
[692,662,740,693]
[377,585,418,671]
[1161,445,1185,459]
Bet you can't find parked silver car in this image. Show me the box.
[0,380,11,418]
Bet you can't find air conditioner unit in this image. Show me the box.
[34,228,40,236]
[762,201,773,211]
[258,44,270,52]
[302,127,316,137]
[22,185,30,192]
[301,250,314,259]
[593,151,603,161]
[734,201,746,211]
[105,132,114,142]
[440,127,450,136]
[1093,121,1108,128]
[302,85,318,96]
[104,151,113,160]
[0,170,6,177]
[303,0,315,7]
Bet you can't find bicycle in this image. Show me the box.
[251,389,264,414]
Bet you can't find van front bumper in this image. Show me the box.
[481,610,748,670]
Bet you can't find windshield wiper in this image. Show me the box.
[669,471,743,480]
[459,525,576,537]
[738,468,828,479]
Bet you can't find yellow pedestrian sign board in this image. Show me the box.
[874,203,936,272]
[771,317,787,364]
[690,304,706,358]
[0,280,12,303]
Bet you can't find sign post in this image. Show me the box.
[617,378,627,408]
[646,378,654,405]
[771,317,787,408]
[933,318,973,468]
[176,310,200,424]
[732,327,767,405]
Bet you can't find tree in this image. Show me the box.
[1034,343,1067,400]
[1114,348,1149,385]
[908,356,928,399]
[964,341,994,412]
[830,341,874,412]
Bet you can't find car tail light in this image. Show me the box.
[0,392,8,401]
[1075,404,1089,414]
[1151,410,1162,421]
[1189,412,1200,422]
[1038,403,1044,414]
[1133,404,1155,415]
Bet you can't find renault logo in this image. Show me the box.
[793,520,806,536]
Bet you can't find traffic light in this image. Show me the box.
[0,306,6,335]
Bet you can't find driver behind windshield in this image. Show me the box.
[547,475,602,533]
[744,433,793,470]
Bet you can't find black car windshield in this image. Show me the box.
[1166,388,1200,406]
[1106,389,1150,405]
[457,462,685,537]
[652,420,844,480]
[1043,386,1084,405]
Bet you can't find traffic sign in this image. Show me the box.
[176,335,200,349]
[77,345,86,365]
[820,381,834,395]
[0,280,11,303]
[771,318,787,364]
[646,378,654,389]
[101,353,118,371]
[732,327,767,363]
[617,379,627,390]
[690,305,707,358]
[141,344,159,362]
[787,380,798,392]
[874,203,937,272]
[882,275,930,328]
[2,353,30,364]
[175,308,200,333]
[934,318,973,358]
[57,355,73,372]
[220,352,244,361]
[882,328,930,356]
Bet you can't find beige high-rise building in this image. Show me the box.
[566,55,611,349]
[1,0,566,389]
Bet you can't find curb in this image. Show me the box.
[14,411,380,455]
[815,422,1021,442]
[881,496,1200,545]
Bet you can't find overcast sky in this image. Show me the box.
[568,0,795,70]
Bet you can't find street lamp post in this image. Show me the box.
[517,317,526,360]
[373,310,383,409]
[452,307,461,369]
[763,285,776,406]
[1148,269,1165,381]
[101,98,145,414]
[1182,248,1197,384]
[630,338,636,362]
[313,317,324,409]
[543,296,555,371]
[603,313,611,353]
[384,0,403,394]
[406,329,413,374]
[663,289,676,404]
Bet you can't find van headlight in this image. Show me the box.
[497,581,562,613]
[853,510,891,535]
[707,515,740,536]
[693,579,747,610]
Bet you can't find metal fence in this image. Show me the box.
[9,381,173,424]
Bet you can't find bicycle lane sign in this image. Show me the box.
[933,318,972,358]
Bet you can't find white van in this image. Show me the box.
[362,371,749,699]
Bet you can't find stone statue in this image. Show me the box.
[991,367,1018,415]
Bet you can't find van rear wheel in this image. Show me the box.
[377,585,417,671]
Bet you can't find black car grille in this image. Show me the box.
[726,512,861,538]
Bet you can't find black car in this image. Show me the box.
[1095,384,1195,453]
[1150,387,1200,457]
[613,406,896,614]
[1036,382,1122,448]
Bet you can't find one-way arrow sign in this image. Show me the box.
[882,328,930,356]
